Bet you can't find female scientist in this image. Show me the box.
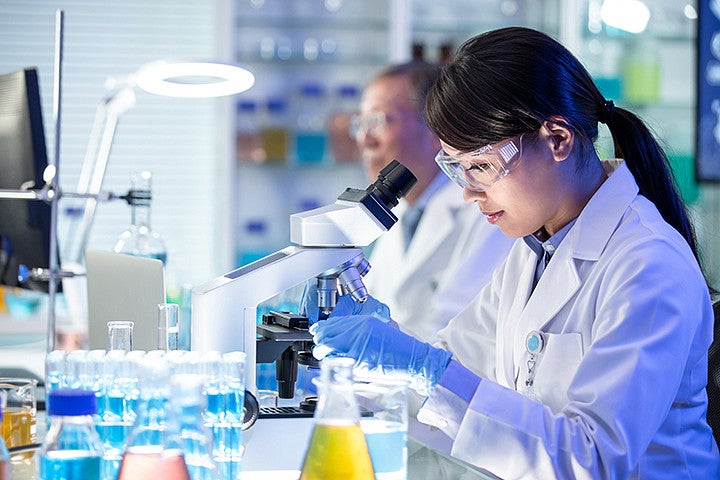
[310,27,720,478]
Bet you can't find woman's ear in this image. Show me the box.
[541,117,574,162]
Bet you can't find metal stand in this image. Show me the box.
[0,10,132,352]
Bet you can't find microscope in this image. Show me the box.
[190,160,416,408]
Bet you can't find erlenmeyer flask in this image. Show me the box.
[300,356,374,480]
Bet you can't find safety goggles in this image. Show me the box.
[349,112,388,140]
[434,134,524,192]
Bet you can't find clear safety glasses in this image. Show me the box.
[349,112,388,140]
[435,134,524,192]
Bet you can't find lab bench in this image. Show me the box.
[11,414,495,479]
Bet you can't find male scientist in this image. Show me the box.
[351,60,515,342]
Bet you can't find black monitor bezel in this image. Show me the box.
[0,67,54,292]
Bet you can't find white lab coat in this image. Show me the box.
[417,161,720,479]
[363,174,515,342]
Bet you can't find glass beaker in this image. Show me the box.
[0,402,8,480]
[0,377,38,459]
[355,376,409,480]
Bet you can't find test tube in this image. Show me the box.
[213,351,247,480]
[202,351,224,423]
[157,303,180,351]
[64,350,88,390]
[222,351,246,423]
[107,321,134,352]
[44,350,67,392]
[85,350,107,417]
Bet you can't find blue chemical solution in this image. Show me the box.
[40,450,102,479]
[205,390,223,421]
[216,457,242,480]
[361,419,407,478]
[224,389,245,421]
[296,133,326,163]
[104,393,125,420]
[95,421,131,447]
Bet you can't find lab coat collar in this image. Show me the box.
[403,175,466,270]
[412,172,451,210]
[571,159,638,261]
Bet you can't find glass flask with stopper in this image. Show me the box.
[300,356,374,480]
[114,170,167,264]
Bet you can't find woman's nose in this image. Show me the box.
[463,187,484,203]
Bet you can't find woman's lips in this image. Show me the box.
[483,210,503,224]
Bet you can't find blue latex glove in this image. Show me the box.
[310,314,453,396]
[299,279,391,324]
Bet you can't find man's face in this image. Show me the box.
[355,75,437,182]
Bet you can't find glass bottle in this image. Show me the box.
[300,357,374,480]
[162,374,220,480]
[294,83,328,164]
[39,389,103,480]
[237,219,272,267]
[260,97,290,163]
[113,170,167,264]
[328,84,361,163]
[235,99,264,164]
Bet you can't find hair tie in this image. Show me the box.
[599,100,615,124]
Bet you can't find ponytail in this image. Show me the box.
[604,105,704,271]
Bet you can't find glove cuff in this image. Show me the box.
[409,342,452,396]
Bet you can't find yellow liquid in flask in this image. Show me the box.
[300,422,375,480]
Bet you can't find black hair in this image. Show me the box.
[425,27,707,283]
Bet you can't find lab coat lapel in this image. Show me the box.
[525,249,581,326]
[396,192,460,287]
[496,246,537,388]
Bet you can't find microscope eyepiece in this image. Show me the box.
[366,160,417,209]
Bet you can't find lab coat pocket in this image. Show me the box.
[532,332,584,413]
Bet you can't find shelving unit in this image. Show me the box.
[229,0,566,266]
[409,0,560,62]
[231,0,396,265]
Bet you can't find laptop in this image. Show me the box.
[85,249,166,352]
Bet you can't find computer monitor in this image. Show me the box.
[0,68,54,292]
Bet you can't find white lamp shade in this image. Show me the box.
[135,61,255,98]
